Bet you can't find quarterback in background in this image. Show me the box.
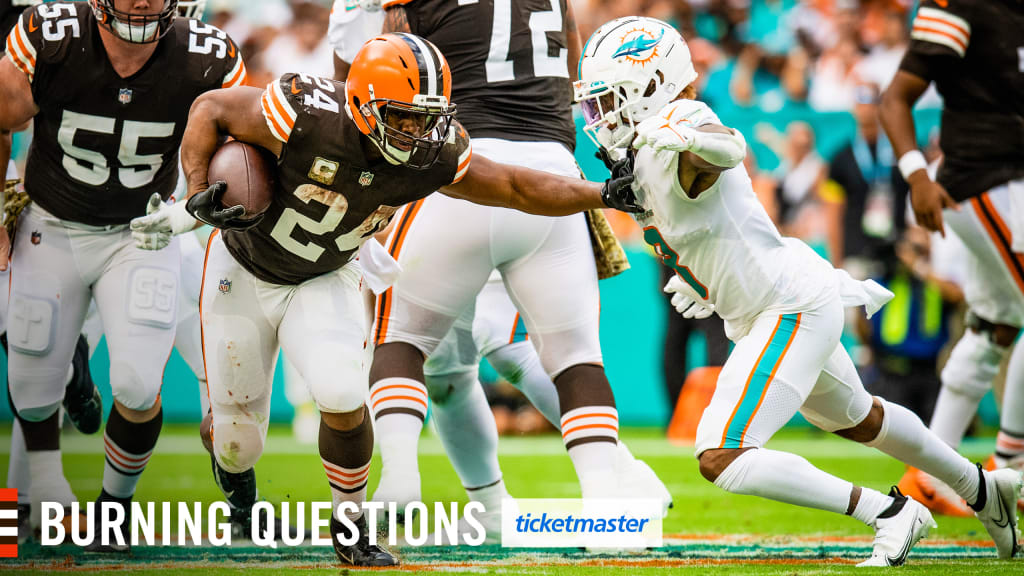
[575,16,1022,565]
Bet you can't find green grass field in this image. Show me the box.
[0,425,1017,575]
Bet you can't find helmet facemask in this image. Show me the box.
[360,88,455,170]
[91,0,178,44]
[576,73,670,151]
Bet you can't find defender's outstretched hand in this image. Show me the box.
[599,149,643,213]
[186,181,263,231]
[130,193,198,251]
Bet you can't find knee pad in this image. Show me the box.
[7,291,57,356]
[126,267,178,329]
[15,400,62,423]
[532,325,602,379]
[487,341,539,386]
[109,361,160,412]
[308,354,367,414]
[941,328,1008,399]
[211,420,264,474]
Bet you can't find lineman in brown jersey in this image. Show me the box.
[879,0,1024,554]
[138,32,634,566]
[0,0,246,551]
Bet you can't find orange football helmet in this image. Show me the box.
[345,33,455,169]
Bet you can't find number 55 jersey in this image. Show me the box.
[5,2,246,225]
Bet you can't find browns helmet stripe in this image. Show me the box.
[398,33,439,98]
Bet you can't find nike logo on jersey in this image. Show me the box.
[227,41,237,59]
[934,0,949,7]
[291,78,301,95]
[27,14,38,33]
[613,29,665,61]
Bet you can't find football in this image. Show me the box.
[207,140,276,219]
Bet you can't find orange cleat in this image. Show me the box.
[896,467,973,518]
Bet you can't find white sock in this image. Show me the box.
[7,420,31,505]
[427,370,502,489]
[851,487,896,527]
[998,339,1024,456]
[370,378,428,493]
[28,450,75,506]
[713,449,853,515]
[487,342,560,426]
[466,478,509,515]
[560,406,619,498]
[865,399,979,505]
[932,330,1005,448]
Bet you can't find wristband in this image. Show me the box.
[898,150,928,180]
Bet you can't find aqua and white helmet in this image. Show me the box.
[574,17,698,150]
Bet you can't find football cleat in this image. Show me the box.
[371,473,421,525]
[970,465,1022,559]
[330,514,399,567]
[83,491,132,553]
[64,334,103,435]
[985,454,1024,513]
[896,466,972,517]
[858,487,935,567]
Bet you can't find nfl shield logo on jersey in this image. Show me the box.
[30,231,41,245]
[118,88,133,105]
[358,171,374,187]
[218,278,232,294]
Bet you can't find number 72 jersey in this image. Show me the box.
[6,2,246,226]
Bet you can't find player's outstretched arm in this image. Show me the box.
[440,154,639,216]
[880,71,957,235]
[0,57,37,131]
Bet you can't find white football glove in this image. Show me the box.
[130,193,197,251]
[633,115,697,153]
[664,275,715,319]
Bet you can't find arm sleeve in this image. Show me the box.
[900,0,973,80]
[5,5,43,83]
[260,74,302,144]
[447,121,472,185]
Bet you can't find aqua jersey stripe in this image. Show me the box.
[721,313,801,449]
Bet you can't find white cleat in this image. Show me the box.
[616,443,673,518]
[371,473,421,524]
[972,465,1022,559]
[858,488,935,567]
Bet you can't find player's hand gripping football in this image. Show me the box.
[130,193,198,251]
[906,171,958,237]
[596,147,643,213]
[186,181,263,231]
[664,275,715,319]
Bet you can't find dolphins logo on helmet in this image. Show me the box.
[612,28,665,66]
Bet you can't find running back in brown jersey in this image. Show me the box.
[5,1,247,225]
[221,72,471,286]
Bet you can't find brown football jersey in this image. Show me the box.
[5,2,247,225]
[222,73,472,286]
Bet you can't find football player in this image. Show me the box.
[879,0,1024,515]
[0,0,246,551]
[131,33,634,565]
[366,0,670,541]
[577,16,1022,564]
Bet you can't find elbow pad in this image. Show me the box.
[689,127,747,169]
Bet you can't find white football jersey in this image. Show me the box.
[632,100,838,340]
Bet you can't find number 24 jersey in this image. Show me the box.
[5,2,246,226]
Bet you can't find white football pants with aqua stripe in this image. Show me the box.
[695,293,874,455]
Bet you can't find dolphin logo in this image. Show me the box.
[612,29,665,60]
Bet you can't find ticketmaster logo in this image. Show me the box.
[501,498,662,548]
